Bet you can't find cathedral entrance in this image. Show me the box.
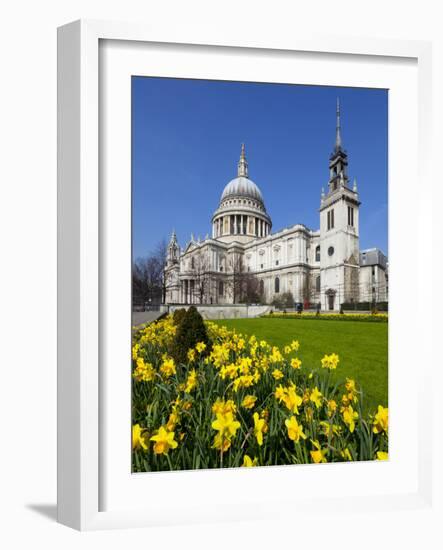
[325,288,336,311]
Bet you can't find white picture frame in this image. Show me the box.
[57,19,434,531]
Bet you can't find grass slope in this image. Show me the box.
[213,318,388,414]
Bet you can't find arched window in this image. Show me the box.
[259,279,264,295]
[316,275,320,292]
[315,245,320,262]
[274,277,280,294]
[219,281,224,297]
[191,257,195,269]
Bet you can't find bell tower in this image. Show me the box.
[166,229,180,266]
[319,99,361,310]
[164,229,181,303]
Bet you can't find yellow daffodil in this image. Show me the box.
[150,426,178,455]
[211,412,241,439]
[187,348,196,363]
[341,448,353,461]
[282,385,303,414]
[132,343,140,361]
[319,420,341,437]
[310,439,328,463]
[321,353,339,370]
[133,357,155,382]
[269,347,284,364]
[290,357,302,370]
[212,433,231,452]
[285,416,307,442]
[160,357,176,378]
[233,374,255,392]
[327,399,337,416]
[196,341,207,353]
[272,369,284,380]
[242,395,257,409]
[376,451,389,460]
[219,363,238,380]
[166,411,179,431]
[345,378,356,393]
[236,338,245,351]
[342,405,359,433]
[184,369,197,393]
[275,384,286,401]
[310,386,322,409]
[242,454,258,467]
[373,406,388,434]
[290,340,300,352]
[212,398,237,416]
[132,424,149,451]
[253,412,267,446]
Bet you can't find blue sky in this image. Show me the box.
[132,77,388,259]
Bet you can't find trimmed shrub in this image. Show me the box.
[172,308,187,326]
[170,306,210,365]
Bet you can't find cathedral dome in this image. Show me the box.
[211,144,272,243]
[221,176,264,203]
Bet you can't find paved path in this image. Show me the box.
[132,310,165,327]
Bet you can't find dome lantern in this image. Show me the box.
[237,143,248,178]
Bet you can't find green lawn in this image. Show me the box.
[213,318,388,414]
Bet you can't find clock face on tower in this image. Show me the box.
[328,246,335,256]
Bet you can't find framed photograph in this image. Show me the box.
[57,19,433,530]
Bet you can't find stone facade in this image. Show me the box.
[164,102,388,311]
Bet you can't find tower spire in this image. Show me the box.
[169,228,177,245]
[335,97,342,151]
[328,98,348,193]
[237,143,249,177]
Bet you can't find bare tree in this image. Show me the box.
[228,255,261,304]
[132,238,168,308]
[154,239,169,304]
[192,253,211,304]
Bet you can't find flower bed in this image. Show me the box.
[132,315,388,471]
[262,312,388,322]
